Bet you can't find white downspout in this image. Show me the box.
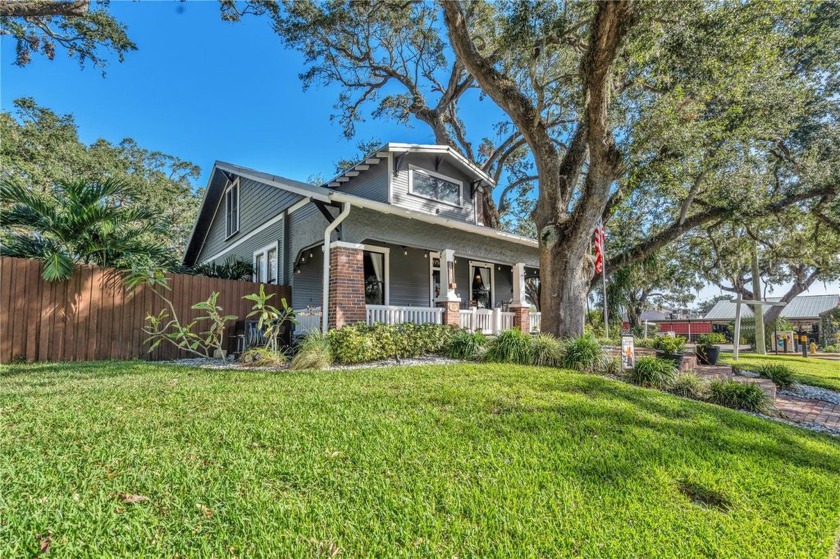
[321,202,352,332]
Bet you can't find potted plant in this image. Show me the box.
[653,335,687,368]
[696,333,726,366]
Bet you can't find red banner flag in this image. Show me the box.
[594,221,605,275]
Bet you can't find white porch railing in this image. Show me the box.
[529,312,541,333]
[296,309,322,335]
[459,308,516,334]
[366,305,443,326]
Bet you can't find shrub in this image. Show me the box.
[486,329,533,364]
[635,337,657,349]
[708,378,768,412]
[446,330,487,360]
[653,335,686,354]
[561,334,603,372]
[627,357,678,389]
[326,323,455,365]
[754,363,795,389]
[697,333,726,346]
[671,372,707,399]
[820,344,839,353]
[530,333,564,367]
[240,347,287,368]
[594,355,621,376]
[290,331,333,370]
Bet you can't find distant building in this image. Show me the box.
[703,294,840,341]
[623,309,712,341]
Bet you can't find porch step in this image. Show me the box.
[694,365,777,401]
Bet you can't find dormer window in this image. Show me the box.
[408,166,462,207]
[225,178,240,238]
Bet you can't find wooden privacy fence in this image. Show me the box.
[0,257,291,363]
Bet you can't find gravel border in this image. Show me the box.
[780,383,840,406]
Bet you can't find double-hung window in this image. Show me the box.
[225,179,240,238]
[253,243,279,284]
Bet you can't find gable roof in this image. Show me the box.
[322,143,496,189]
[703,294,840,321]
[183,159,535,265]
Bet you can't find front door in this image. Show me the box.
[469,262,493,309]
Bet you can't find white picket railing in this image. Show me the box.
[529,312,541,333]
[296,310,322,335]
[366,305,443,326]
[458,308,517,334]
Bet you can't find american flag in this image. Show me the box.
[594,220,606,275]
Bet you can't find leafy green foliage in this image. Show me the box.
[244,285,296,351]
[446,330,488,361]
[709,379,769,413]
[697,333,726,346]
[289,331,333,370]
[671,372,708,399]
[726,354,840,392]
[485,329,533,365]
[0,1,136,70]
[141,280,237,359]
[561,334,603,372]
[627,357,678,389]
[530,333,564,367]
[190,257,255,281]
[327,323,455,365]
[752,364,795,389]
[1,99,201,255]
[653,335,686,355]
[0,178,174,281]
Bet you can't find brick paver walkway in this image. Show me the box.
[693,364,840,433]
[775,396,840,431]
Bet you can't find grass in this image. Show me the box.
[2,362,840,557]
[724,353,840,392]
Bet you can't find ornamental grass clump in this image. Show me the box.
[486,329,533,365]
[627,357,678,389]
[446,330,487,361]
[530,333,564,367]
[290,331,333,370]
[239,347,287,368]
[561,334,602,372]
[709,378,769,412]
[671,372,707,399]
[754,363,795,389]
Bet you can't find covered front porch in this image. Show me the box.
[296,238,541,335]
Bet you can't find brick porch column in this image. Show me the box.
[510,262,531,333]
[328,242,366,330]
[435,248,461,327]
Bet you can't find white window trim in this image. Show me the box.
[469,260,496,309]
[362,244,390,305]
[224,177,241,240]
[253,241,279,284]
[408,165,463,208]
[428,250,441,306]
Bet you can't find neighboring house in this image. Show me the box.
[183,143,541,334]
[703,294,840,341]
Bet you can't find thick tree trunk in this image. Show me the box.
[0,0,89,17]
[540,231,591,338]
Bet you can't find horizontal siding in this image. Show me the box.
[292,246,323,310]
[391,152,476,223]
[334,162,388,202]
[384,244,430,307]
[198,177,302,262]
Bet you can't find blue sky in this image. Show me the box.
[0,1,499,187]
[2,1,837,301]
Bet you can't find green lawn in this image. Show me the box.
[2,362,840,557]
[724,353,840,392]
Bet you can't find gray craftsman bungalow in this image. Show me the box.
[183,143,541,334]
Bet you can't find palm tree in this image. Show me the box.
[0,179,174,281]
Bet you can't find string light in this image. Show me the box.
[402,246,408,255]
[424,252,428,258]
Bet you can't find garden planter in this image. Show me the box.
[659,351,684,368]
[696,345,720,366]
